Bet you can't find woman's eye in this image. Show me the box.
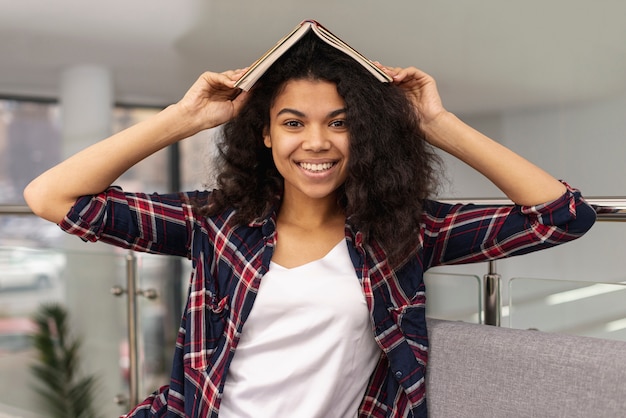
[330,120,346,128]
[284,120,302,127]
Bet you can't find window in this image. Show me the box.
[0,98,171,416]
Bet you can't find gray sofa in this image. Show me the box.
[426,319,626,417]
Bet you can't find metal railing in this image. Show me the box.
[4,197,623,218]
[437,197,626,222]
[437,197,626,325]
[0,205,34,215]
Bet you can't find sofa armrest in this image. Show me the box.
[426,318,626,417]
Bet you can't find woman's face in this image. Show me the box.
[264,78,350,206]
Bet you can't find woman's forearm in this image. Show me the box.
[422,111,566,206]
[24,104,196,223]
[24,70,248,224]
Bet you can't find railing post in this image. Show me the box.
[125,251,140,407]
[484,260,501,326]
[111,251,157,409]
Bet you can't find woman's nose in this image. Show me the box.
[302,126,331,152]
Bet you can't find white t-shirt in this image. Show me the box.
[219,240,381,417]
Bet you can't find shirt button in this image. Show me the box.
[395,371,403,379]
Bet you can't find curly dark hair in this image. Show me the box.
[201,31,442,266]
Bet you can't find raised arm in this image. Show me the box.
[379,65,566,206]
[24,70,248,224]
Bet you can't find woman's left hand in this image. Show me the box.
[377,64,447,127]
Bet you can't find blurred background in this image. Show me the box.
[0,1,625,416]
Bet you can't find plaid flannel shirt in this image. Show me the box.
[59,183,595,418]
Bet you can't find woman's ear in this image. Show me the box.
[263,128,272,148]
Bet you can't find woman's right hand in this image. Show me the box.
[175,69,249,132]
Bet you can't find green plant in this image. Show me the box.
[30,303,100,418]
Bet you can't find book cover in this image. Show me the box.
[234,19,392,91]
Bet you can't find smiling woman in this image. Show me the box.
[22,21,596,418]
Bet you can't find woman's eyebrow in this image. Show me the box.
[328,108,347,118]
[276,108,305,118]
[275,108,347,118]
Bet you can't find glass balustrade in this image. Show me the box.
[425,272,482,323]
[0,243,185,416]
[509,277,626,342]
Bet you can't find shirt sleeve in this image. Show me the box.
[58,186,212,258]
[422,182,597,268]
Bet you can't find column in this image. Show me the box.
[59,65,126,416]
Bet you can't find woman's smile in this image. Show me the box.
[298,161,337,173]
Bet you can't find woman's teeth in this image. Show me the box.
[300,162,334,172]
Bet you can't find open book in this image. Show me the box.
[234,19,393,91]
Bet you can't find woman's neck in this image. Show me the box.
[277,194,345,230]
[272,194,347,269]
